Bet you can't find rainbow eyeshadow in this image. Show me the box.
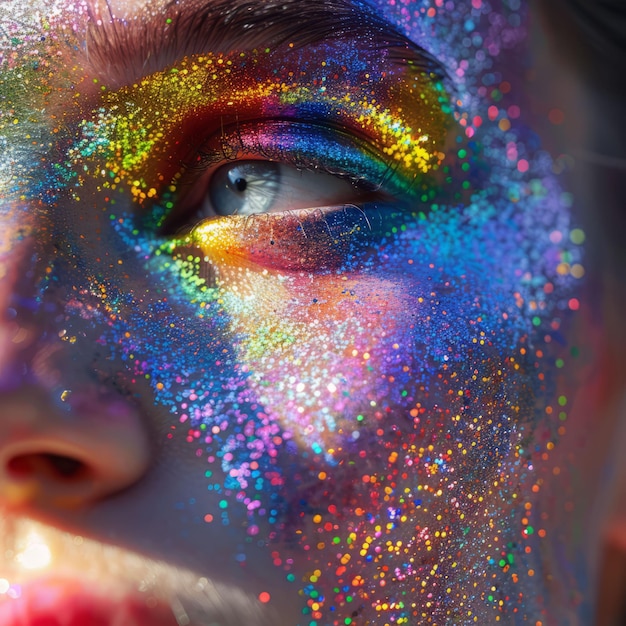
[65,43,449,209]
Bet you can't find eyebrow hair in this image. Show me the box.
[84,0,445,86]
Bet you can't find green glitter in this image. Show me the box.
[570,228,585,244]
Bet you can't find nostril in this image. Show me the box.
[44,454,86,478]
[0,390,152,508]
[7,453,89,481]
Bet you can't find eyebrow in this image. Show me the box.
[84,0,445,86]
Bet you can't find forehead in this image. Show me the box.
[56,0,436,91]
[90,0,400,18]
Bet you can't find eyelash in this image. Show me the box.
[203,120,383,177]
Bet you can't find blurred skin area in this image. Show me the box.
[0,0,624,625]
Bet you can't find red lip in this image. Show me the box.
[0,577,179,626]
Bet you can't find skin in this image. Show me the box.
[0,0,624,625]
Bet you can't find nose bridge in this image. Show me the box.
[0,222,69,388]
[0,220,152,511]
[0,211,140,405]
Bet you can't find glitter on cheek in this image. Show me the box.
[152,157,581,625]
[99,71,581,623]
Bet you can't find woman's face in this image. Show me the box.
[0,0,620,624]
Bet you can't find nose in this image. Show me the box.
[0,386,151,510]
[0,236,151,512]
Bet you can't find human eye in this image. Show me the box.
[161,120,392,234]
[200,159,359,217]
[155,115,433,277]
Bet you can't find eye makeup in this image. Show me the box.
[66,42,449,216]
[104,31,586,626]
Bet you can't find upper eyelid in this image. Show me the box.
[196,117,384,168]
[74,41,449,231]
[181,119,402,197]
[73,36,450,207]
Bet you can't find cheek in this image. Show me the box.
[224,273,412,448]
[206,262,538,617]
[215,254,533,463]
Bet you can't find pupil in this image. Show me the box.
[234,177,247,192]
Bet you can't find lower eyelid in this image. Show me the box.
[173,204,383,277]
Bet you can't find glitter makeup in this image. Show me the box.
[0,1,596,624]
